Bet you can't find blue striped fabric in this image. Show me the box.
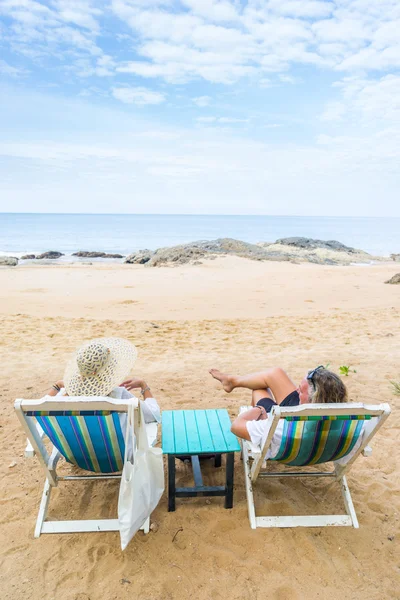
[271,418,364,466]
[35,413,125,473]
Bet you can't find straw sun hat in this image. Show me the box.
[64,337,137,397]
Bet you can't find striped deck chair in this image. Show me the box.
[15,395,158,538]
[240,402,390,529]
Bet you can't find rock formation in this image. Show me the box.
[36,251,64,259]
[124,250,154,264]
[0,257,18,266]
[385,273,400,284]
[72,251,124,258]
[274,237,357,253]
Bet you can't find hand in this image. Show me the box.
[122,378,145,391]
[256,406,267,420]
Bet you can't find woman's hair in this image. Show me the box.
[308,368,348,404]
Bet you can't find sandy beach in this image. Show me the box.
[1,258,399,600]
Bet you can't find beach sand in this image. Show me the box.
[1,258,399,600]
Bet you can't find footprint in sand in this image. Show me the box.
[118,300,138,305]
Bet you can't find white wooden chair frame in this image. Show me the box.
[15,396,158,538]
[241,402,391,529]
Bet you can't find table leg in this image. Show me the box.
[168,454,176,512]
[225,452,234,509]
[214,454,222,468]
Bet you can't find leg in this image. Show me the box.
[141,517,150,534]
[34,478,52,538]
[168,455,176,512]
[214,454,222,468]
[224,453,235,509]
[340,475,359,528]
[210,367,296,404]
[251,388,274,406]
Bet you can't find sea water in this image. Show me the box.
[0,213,398,258]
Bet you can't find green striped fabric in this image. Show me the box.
[271,417,366,466]
[34,413,125,473]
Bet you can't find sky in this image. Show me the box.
[0,0,399,216]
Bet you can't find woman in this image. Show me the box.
[45,337,160,426]
[210,365,347,445]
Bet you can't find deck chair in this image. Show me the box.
[14,395,158,537]
[240,402,390,529]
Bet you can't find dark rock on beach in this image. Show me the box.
[145,238,292,267]
[72,251,124,258]
[385,273,400,284]
[0,256,18,266]
[124,250,154,264]
[130,237,379,268]
[147,245,205,266]
[36,251,64,260]
[21,254,36,260]
[258,237,376,265]
[391,254,400,262]
[275,237,357,253]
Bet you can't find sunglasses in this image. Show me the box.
[306,365,324,384]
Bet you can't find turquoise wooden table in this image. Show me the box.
[162,409,241,511]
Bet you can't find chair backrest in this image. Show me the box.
[271,414,369,466]
[258,402,391,472]
[15,396,138,474]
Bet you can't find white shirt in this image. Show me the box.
[246,419,283,459]
[109,386,160,423]
[52,385,160,429]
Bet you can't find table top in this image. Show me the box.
[162,408,241,455]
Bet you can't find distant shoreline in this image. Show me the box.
[0,214,398,258]
[1,237,398,267]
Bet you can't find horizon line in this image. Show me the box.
[1,212,399,219]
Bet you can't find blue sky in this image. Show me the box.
[0,0,400,216]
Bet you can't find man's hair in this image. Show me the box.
[308,368,348,404]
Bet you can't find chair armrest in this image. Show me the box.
[24,422,45,457]
[362,445,372,457]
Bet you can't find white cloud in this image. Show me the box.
[320,101,346,122]
[278,73,300,84]
[68,55,116,78]
[1,2,400,218]
[1,85,399,216]
[0,59,27,77]
[218,117,249,123]
[196,116,216,122]
[112,86,166,105]
[3,0,400,87]
[193,95,212,107]
[196,116,249,124]
[321,74,400,125]
[110,1,400,84]
[269,0,333,19]
[180,0,240,23]
[0,0,104,74]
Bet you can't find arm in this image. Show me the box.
[44,379,65,397]
[122,378,153,399]
[121,378,160,423]
[231,406,267,441]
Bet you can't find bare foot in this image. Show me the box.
[209,369,236,393]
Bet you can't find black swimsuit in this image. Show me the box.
[256,390,300,413]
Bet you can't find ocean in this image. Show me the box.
[0,213,398,258]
